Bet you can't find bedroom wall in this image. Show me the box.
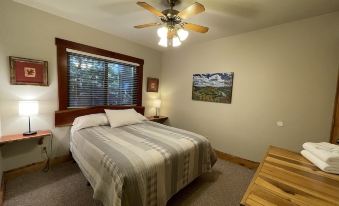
[0,0,162,171]
[161,12,339,162]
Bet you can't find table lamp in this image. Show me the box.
[19,101,39,136]
[154,99,161,118]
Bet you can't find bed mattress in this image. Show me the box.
[70,121,216,206]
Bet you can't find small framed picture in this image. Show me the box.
[147,77,159,92]
[9,56,48,86]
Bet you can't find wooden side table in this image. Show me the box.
[241,146,339,206]
[0,130,52,146]
[147,116,168,124]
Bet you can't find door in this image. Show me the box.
[330,70,339,144]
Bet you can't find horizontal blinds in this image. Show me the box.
[67,52,138,108]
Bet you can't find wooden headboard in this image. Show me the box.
[55,105,145,127]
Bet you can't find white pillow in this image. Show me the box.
[105,109,144,128]
[136,112,148,121]
[72,113,109,131]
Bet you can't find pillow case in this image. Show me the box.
[105,109,145,128]
[72,113,109,131]
[136,112,148,121]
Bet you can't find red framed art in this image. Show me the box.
[147,77,159,92]
[9,56,48,86]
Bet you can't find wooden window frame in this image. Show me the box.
[55,38,144,110]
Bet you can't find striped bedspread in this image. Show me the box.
[70,121,216,206]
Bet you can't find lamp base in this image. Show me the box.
[154,115,160,118]
[23,131,37,136]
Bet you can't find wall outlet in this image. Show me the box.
[276,121,284,127]
[41,146,47,155]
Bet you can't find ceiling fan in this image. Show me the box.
[134,0,209,47]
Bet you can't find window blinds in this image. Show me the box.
[67,52,138,108]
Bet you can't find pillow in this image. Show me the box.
[136,112,148,121]
[72,113,109,131]
[105,109,144,128]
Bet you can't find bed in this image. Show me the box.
[56,106,217,206]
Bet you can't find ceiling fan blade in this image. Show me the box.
[183,23,209,33]
[136,2,165,17]
[178,2,205,20]
[134,23,161,29]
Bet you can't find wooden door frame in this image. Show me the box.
[330,67,339,144]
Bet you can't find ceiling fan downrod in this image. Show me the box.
[167,0,177,9]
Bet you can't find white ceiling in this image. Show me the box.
[14,0,339,51]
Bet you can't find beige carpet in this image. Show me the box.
[4,159,254,206]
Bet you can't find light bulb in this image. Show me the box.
[158,38,168,47]
[157,27,168,39]
[172,37,181,47]
[177,29,189,41]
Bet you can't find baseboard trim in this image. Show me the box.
[4,154,73,181]
[215,150,259,170]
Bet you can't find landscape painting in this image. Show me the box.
[192,72,234,104]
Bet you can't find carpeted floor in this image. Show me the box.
[4,159,254,206]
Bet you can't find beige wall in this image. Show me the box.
[0,0,161,171]
[161,12,339,162]
[1,0,339,172]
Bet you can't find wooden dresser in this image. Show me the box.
[241,146,339,206]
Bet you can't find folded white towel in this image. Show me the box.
[303,142,339,163]
[301,150,339,174]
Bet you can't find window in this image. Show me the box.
[67,53,138,108]
[55,38,143,110]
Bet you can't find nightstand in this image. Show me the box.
[0,130,54,180]
[0,130,52,146]
[147,116,168,124]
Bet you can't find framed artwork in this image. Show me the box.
[192,72,234,104]
[147,77,159,92]
[9,56,48,86]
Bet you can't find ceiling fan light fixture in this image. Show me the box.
[157,27,168,39]
[158,37,168,47]
[177,29,189,41]
[134,1,208,48]
[172,36,181,47]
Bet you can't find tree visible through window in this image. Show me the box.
[67,53,138,108]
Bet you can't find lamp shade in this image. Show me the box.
[158,37,168,47]
[154,99,161,108]
[172,37,181,47]
[157,27,168,39]
[177,29,189,41]
[19,101,39,116]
